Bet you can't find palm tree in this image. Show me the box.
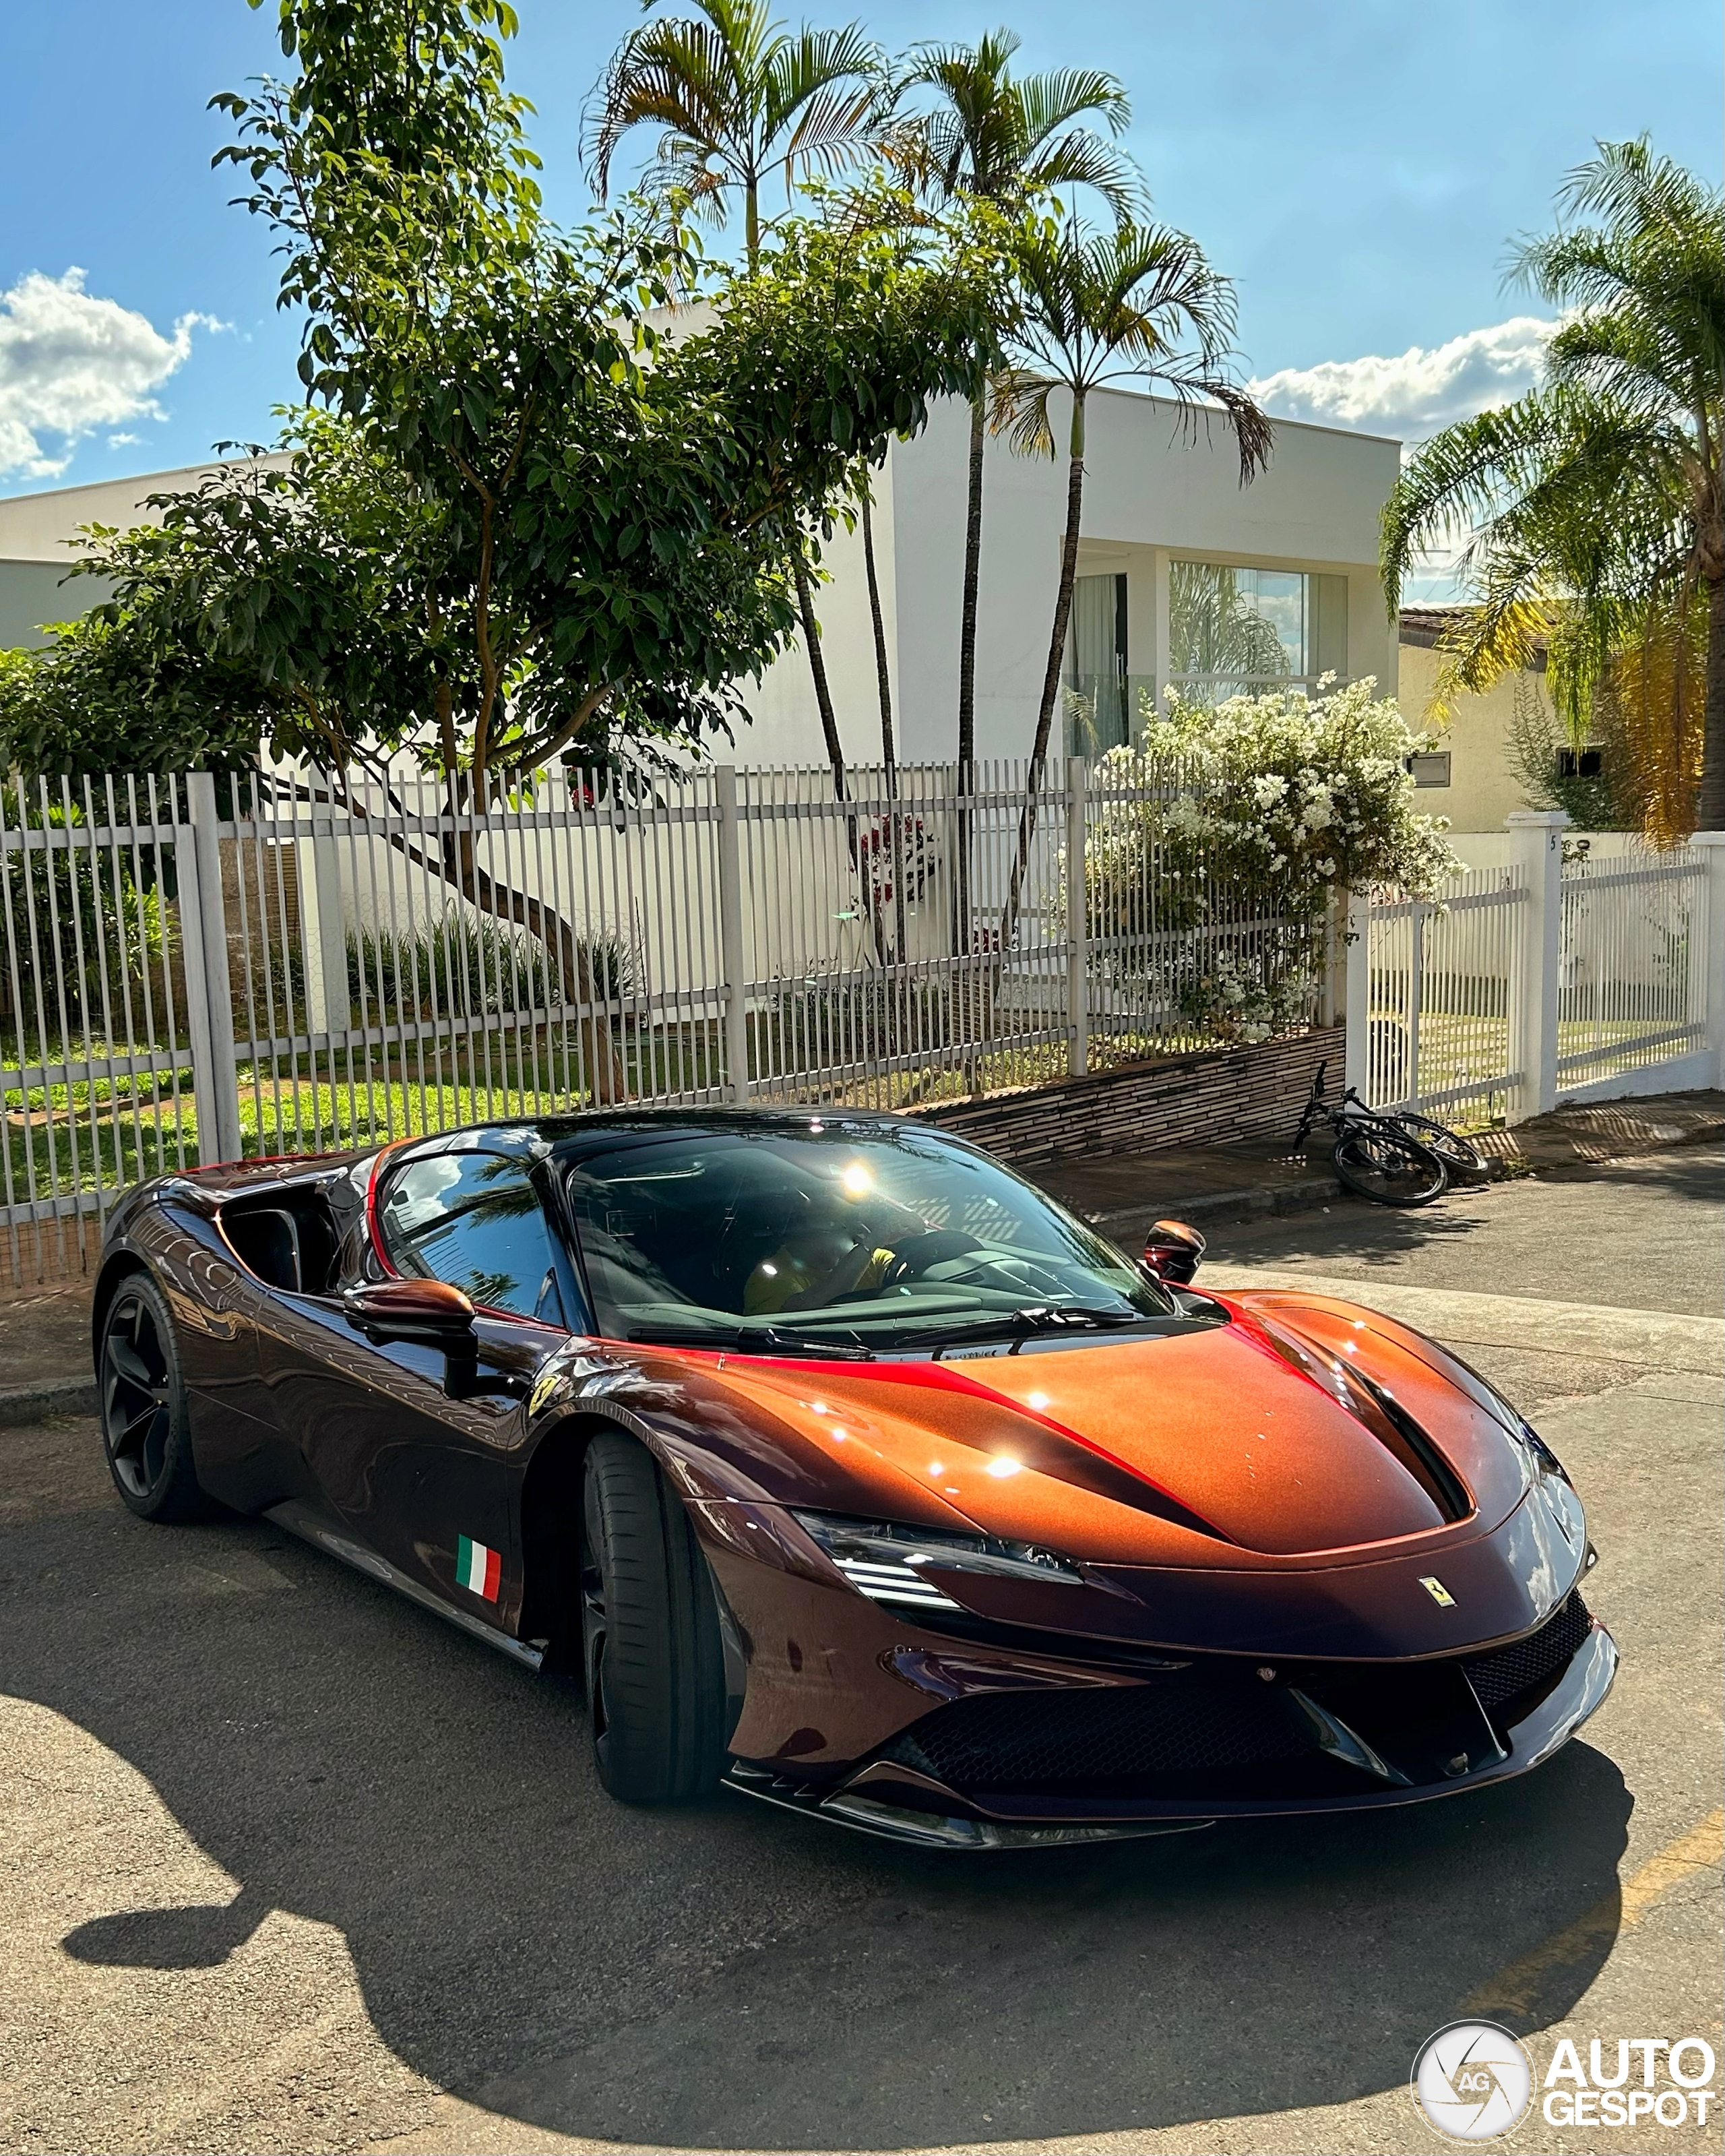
[1381,139,1725,834]
[587,0,894,836]
[584,0,887,274]
[993,216,1272,937]
[896,30,1142,776]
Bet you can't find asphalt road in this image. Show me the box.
[0,1150,1719,2156]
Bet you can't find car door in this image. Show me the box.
[259,1141,574,1630]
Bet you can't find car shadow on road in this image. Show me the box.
[13,1496,1631,2151]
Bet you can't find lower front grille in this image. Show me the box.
[1463,1590,1592,1715]
[881,1679,1365,1801]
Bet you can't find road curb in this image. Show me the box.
[0,1379,98,1429]
[1080,1172,1344,1236]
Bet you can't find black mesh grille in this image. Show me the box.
[1463,1591,1592,1713]
[881,1680,1356,1800]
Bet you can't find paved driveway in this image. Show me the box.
[1,1149,1719,2155]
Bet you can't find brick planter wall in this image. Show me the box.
[906,1024,1345,1167]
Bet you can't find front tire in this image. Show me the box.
[579,1434,727,1804]
[1387,1109,1493,1183]
[99,1274,214,1521]
[1334,1123,1449,1207]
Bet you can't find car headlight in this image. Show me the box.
[792,1510,1084,1610]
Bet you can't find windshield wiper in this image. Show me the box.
[928,1304,1154,1349]
[625,1322,875,1359]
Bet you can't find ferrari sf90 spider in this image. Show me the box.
[93,1110,1614,1848]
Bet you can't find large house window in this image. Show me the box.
[1064,572,1129,756]
[1168,561,1348,702]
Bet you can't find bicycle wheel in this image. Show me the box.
[1386,1110,1493,1183]
[1333,1123,1449,1206]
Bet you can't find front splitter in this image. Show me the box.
[721,1621,1617,1848]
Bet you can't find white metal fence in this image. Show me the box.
[1352,813,1724,1127]
[3,756,1328,1287]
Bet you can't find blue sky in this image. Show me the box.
[1,0,1720,503]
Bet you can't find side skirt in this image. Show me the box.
[265,1498,546,1673]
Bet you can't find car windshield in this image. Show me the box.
[563,1123,1182,1355]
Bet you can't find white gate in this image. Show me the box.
[1354,813,1723,1126]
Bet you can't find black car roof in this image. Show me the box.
[388,1104,942,1169]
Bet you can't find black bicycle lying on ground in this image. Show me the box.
[1294,1061,1493,1207]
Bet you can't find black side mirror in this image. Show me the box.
[1143,1219,1206,1286]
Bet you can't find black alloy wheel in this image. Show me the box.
[99,1275,212,1520]
[579,1432,728,1804]
[1387,1109,1493,1183]
[1333,1123,1450,1207]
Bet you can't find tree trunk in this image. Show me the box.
[1001,391,1088,948]
[958,396,985,772]
[954,396,986,958]
[861,486,907,960]
[326,770,629,1105]
[1701,571,1725,830]
[862,489,895,775]
[445,820,627,1104]
[794,547,887,968]
[794,548,847,800]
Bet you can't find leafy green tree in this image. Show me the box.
[1381,139,1725,835]
[893,29,1141,774]
[992,214,1270,935]
[1,0,999,1098]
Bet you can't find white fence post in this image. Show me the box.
[1691,830,1725,1090]
[1342,890,1370,1097]
[1065,756,1088,1078]
[714,766,750,1105]
[1505,808,1568,1119]
[183,771,245,1165]
[296,811,350,1039]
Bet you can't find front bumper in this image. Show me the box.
[720,1607,1617,1849]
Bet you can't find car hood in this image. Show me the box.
[686,1293,1533,1572]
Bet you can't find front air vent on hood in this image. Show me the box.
[1250,1314,1473,1525]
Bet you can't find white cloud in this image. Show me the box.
[0,268,223,481]
[1249,316,1558,447]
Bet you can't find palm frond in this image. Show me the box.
[989,367,1057,458]
[1011,69,1131,152]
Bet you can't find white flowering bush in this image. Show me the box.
[1076,677,1458,1042]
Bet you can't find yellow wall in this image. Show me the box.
[1395,639,1547,833]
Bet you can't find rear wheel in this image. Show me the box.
[579,1433,727,1804]
[1333,1122,1449,1207]
[1386,1109,1493,1183]
[99,1274,214,1521]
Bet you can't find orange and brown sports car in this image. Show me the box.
[93,1109,1614,1849]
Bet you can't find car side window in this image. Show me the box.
[378,1152,564,1323]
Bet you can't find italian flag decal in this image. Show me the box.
[456,1535,501,1601]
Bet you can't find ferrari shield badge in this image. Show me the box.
[529,1365,560,1417]
[1420,1575,1457,1607]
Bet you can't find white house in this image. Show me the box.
[743,385,1402,766]
[0,400,1398,766]
[0,455,294,650]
